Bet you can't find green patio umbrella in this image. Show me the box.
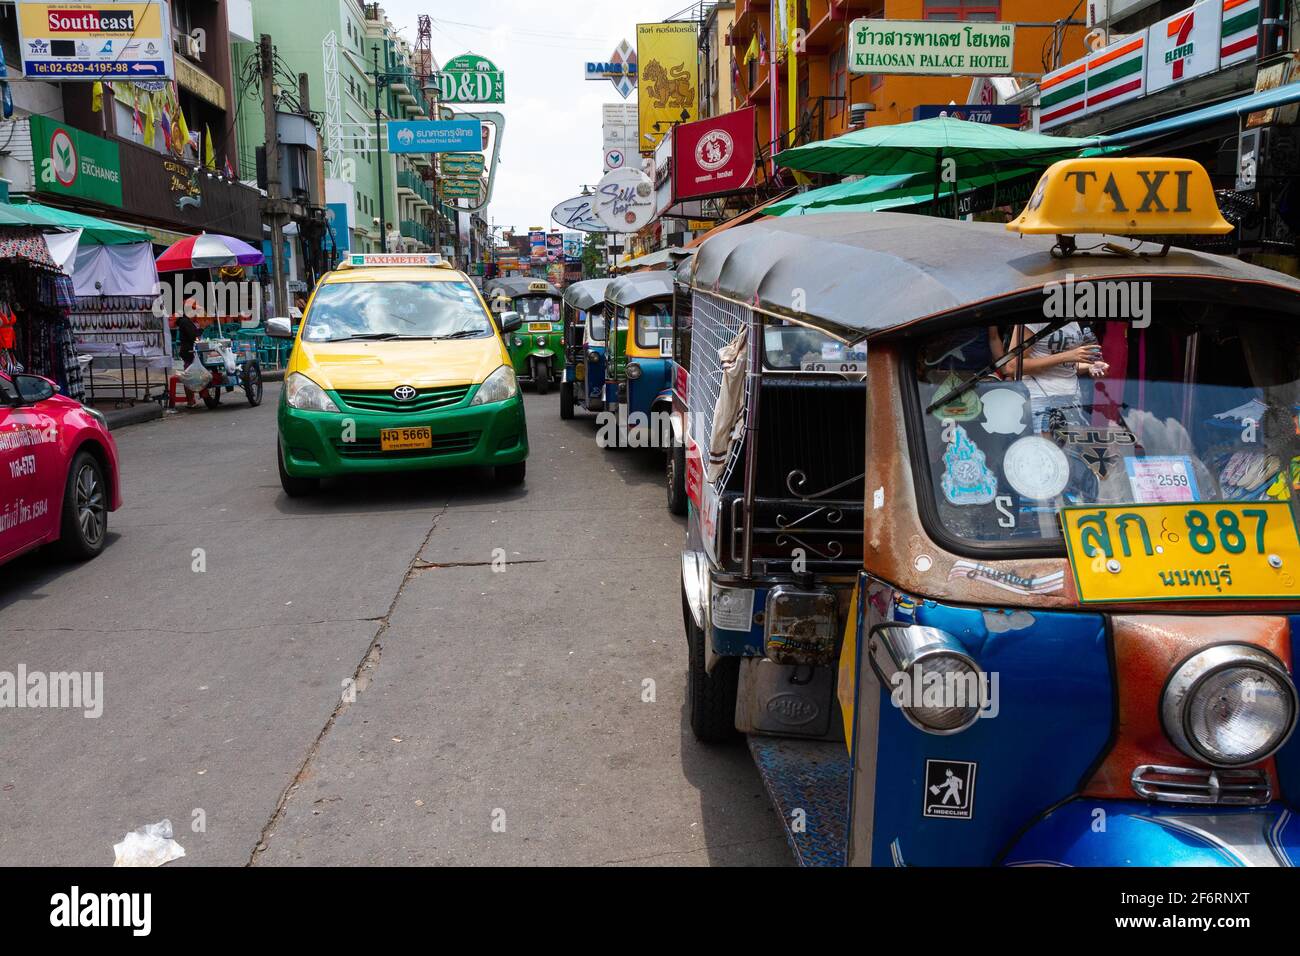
[775,116,1102,214]
[770,166,1042,218]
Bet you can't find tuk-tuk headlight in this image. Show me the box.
[587,350,600,363]
[285,372,340,413]
[469,365,519,407]
[869,624,984,735]
[536,335,547,346]
[627,363,642,380]
[1162,645,1297,767]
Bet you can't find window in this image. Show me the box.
[911,309,1300,552]
[829,47,846,119]
[923,0,1000,20]
[302,281,493,342]
[635,301,673,351]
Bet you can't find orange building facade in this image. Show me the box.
[726,0,1088,156]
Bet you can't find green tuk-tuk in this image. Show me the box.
[487,277,563,394]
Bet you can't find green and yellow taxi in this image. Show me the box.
[270,253,529,496]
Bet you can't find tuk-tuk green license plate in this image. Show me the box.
[528,323,552,333]
[1062,502,1300,603]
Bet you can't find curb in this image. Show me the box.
[100,403,165,431]
[262,368,286,383]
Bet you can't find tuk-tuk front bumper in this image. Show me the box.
[1002,799,1300,866]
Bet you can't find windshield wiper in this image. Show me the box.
[925,319,1071,416]
[338,332,402,341]
[434,330,488,340]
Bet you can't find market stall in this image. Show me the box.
[0,224,84,402]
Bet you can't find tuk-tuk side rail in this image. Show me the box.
[728,495,865,573]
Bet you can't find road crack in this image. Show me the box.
[247,500,451,866]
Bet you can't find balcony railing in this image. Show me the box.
[400,219,430,246]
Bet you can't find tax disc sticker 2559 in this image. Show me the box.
[1003,436,1069,501]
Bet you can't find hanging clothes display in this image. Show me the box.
[0,229,86,402]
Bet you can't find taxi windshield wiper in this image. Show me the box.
[434,329,488,340]
[338,332,402,341]
[925,319,1070,416]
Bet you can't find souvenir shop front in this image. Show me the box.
[0,227,84,403]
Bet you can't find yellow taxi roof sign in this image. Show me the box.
[1007,157,1233,237]
[528,281,550,293]
[338,253,453,270]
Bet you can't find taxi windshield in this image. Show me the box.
[912,307,1300,552]
[303,280,493,342]
[515,295,559,322]
[635,301,672,350]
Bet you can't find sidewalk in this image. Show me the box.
[92,369,283,431]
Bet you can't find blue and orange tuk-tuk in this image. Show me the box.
[559,278,613,420]
[681,157,1300,866]
[602,271,676,449]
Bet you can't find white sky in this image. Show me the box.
[380,1,683,235]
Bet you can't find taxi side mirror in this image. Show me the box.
[13,374,57,404]
[267,317,294,339]
[500,311,522,333]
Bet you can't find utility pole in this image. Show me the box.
[372,44,388,251]
[260,33,289,319]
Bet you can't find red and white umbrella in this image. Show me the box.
[156,232,264,272]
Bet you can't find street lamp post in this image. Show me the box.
[371,44,390,252]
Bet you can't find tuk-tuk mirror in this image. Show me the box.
[267,317,294,339]
[500,311,522,333]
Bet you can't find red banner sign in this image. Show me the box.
[672,107,757,203]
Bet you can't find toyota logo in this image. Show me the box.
[393,385,417,402]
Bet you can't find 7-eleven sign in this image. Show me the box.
[1148,0,1223,92]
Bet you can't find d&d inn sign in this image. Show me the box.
[849,19,1015,76]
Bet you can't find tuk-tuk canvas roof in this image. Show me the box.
[563,278,613,312]
[606,270,676,309]
[690,212,1300,337]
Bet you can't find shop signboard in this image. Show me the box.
[1221,0,1261,67]
[636,22,698,153]
[594,167,655,233]
[672,108,757,202]
[386,119,482,154]
[29,115,122,206]
[585,39,637,99]
[1040,32,1146,131]
[562,233,583,261]
[437,53,504,104]
[325,202,351,256]
[439,179,481,200]
[440,152,485,177]
[912,104,1024,126]
[1147,0,1222,94]
[16,0,175,80]
[551,194,605,233]
[848,19,1016,76]
[529,229,546,259]
[546,232,563,262]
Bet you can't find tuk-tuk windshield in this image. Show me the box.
[302,281,494,343]
[764,321,853,371]
[515,295,559,322]
[635,301,673,350]
[912,309,1300,550]
[588,307,607,343]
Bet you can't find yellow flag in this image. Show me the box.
[91,81,103,114]
[743,33,759,65]
[204,124,215,169]
[174,106,191,152]
[142,93,156,145]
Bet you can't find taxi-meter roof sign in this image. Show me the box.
[1008,158,1233,237]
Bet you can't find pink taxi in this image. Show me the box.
[0,370,122,567]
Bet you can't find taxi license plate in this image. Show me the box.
[1062,502,1300,603]
[380,427,432,452]
[528,322,552,333]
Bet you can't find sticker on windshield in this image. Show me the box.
[1003,436,1070,501]
[979,388,1028,436]
[930,373,981,422]
[1125,456,1199,503]
[941,426,998,506]
[305,324,332,342]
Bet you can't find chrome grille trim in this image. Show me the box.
[1132,764,1271,806]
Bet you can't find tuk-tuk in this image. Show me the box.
[666,267,693,516]
[559,278,613,419]
[680,157,1300,867]
[487,277,563,393]
[602,271,676,448]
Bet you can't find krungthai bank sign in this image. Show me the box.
[848,19,1016,76]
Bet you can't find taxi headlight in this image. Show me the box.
[1162,645,1298,767]
[470,365,519,407]
[285,372,340,412]
[869,624,984,735]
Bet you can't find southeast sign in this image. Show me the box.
[849,19,1016,76]
[17,0,176,80]
[386,120,481,154]
[438,53,504,104]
